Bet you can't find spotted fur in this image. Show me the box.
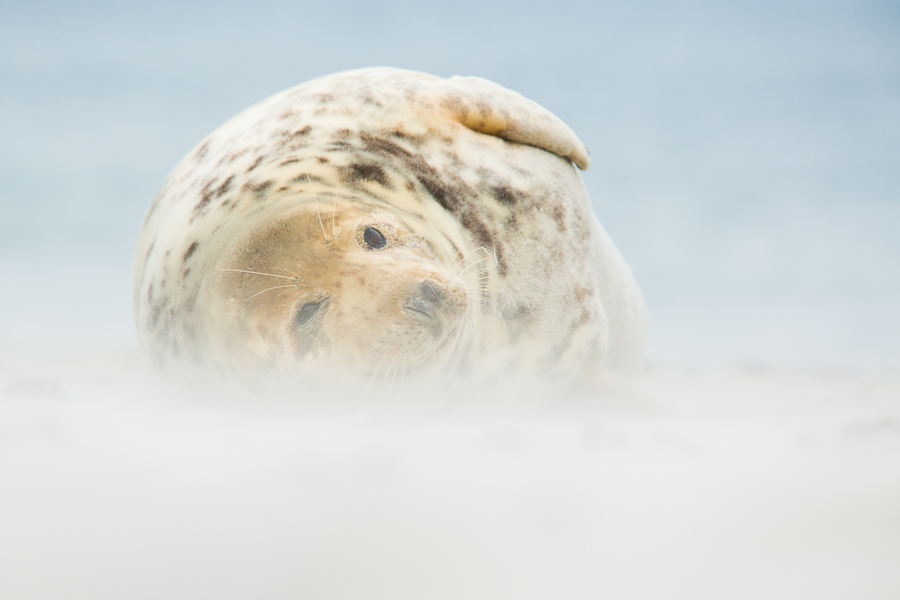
[133,68,646,393]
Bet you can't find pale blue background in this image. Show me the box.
[1,0,898,369]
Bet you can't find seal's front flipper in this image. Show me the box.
[424,76,591,170]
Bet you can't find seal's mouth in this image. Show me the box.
[403,304,435,320]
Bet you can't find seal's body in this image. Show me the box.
[133,68,645,396]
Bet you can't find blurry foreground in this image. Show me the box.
[1,349,899,599]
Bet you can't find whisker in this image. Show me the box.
[347,342,385,391]
[450,246,492,277]
[307,174,331,243]
[458,255,492,276]
[246,284,298,300]
[337,210,346,240]
[366,347,392,397]
[448,251,467,274]
[273,267,304,280]
[331,196,338,239]
[219,268,298,281]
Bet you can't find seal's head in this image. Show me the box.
[200,197,468,382]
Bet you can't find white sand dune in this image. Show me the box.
[1,350,898,599]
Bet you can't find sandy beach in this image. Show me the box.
[2,350,897,599]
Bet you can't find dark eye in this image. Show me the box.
[363,227,387,250]
[294,301,321,327]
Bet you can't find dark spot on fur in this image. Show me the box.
[148,304,164,328]
[227,147,251,164]
[279,158,302,167]
[341,163,392,189]
[214,175,234,198]
[242,179,275,201]
[277,186,290,193]
[192,190,215,220]
[246,156,264,173]
[389,129,418,142]
[317,156,329,164]
[491,184,518,206]
[571,305,593,329]
[573,286,594,303]
[361,91,382,107]
[317,93,334,103]
[146,284,154,303]
[144,239,156,265]
[182,267,191,279]
[358,133,460,208]
[418,176,456,212]
[294,125,312,137]
[289,173,325,185]
[553,205,567,232]
[405,181,416,192]
[182,241,200,264]
[334,128,351,139]
[361,132,415,159]
[502,304,535,342]
[194,140,210,160]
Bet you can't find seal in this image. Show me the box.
[133,68,646,396]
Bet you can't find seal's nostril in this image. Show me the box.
[421,282,442,307]
[403,282,448,332]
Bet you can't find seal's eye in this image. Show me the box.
[363,227,387,250]
[294,301,321,327]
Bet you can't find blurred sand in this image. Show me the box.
[1,350,898,599]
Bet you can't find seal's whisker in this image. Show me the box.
[451,246,493,278]
[459,270,491,297]
[219,268,299,281]
[447,251,468,274]
[460,275,492,313]
[273,267,304,280]
[307,174,331,244]
[246,284,299,300]
[331,211,347,237]
[384,351,405,397]
[444,321,471,370]
[381,357,395,396]
[331,196,337,239]
[457,261,492,283]
[386,347,409,396]
[366,346,392,397]
[450,247,465,265]
[352,346,381,379]
[351,341,386,388]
